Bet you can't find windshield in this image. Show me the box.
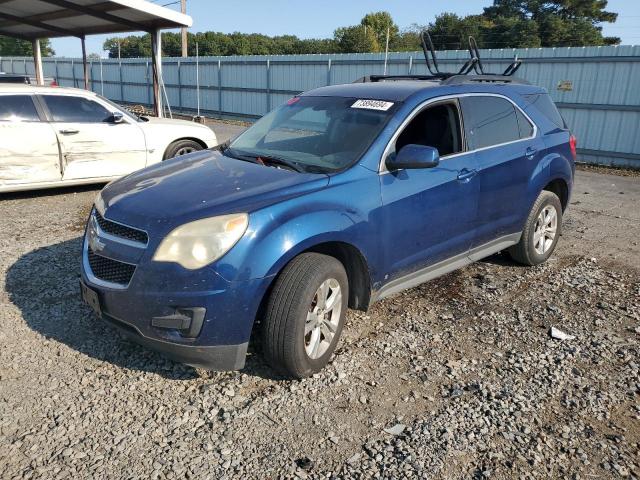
[228,96,397,172]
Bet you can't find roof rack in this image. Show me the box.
[468,36,522,76]
[421,31,476,78]
[352,32,524,85]
[443,74,530,85]
[353,74,443,83]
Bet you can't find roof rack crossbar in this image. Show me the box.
[443,74,530,85]
[354,74,445,83]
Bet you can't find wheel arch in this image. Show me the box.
[162,137,208,160]
[303,241,372,311]
[543,177,569,212]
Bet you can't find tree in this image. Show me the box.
[101,2,620,58]
[361,11,399,49]
[0,36,54,56]
[483,0,619,46]
[334,25,379,53]
[103,35,150,58]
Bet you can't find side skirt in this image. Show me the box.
[371,232,521,303]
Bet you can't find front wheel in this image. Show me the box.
[163,139,203,160]
[508,190,563,266]
[261,253,348,378]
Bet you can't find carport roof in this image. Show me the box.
[0,0,192,40]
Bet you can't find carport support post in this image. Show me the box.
[151,29,163,118]
[81,35,89,90]
[32,39,44,86]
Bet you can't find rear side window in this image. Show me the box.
[0,95,40,122]
[524,93,565,129]
[460,96,520,150]
[43,95,111,123]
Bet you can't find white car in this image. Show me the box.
[0,85,218,193]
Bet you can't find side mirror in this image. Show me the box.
[386,144,440,170]
[110,111,124,124]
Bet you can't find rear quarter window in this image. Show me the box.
[0,95,40,122]
[523,93,566,129]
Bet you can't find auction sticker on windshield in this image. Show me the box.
[351,99,395,111]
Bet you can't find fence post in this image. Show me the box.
[54,59,59,84]
[266,59,271,113]
[71,59,76,87]
[217,59,222,118]
[327,59,332,85]
[408,56,413,74]
[119,60,124,101]
[177,60,182,111]
[146,61,151,106]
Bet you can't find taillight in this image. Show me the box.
[569,134,577,161]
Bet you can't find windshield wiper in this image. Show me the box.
[223,148,305,173]
[222,147,262,165]
[256,155,305,173]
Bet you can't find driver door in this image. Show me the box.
[40,94,147,180]
[379,99,479,284]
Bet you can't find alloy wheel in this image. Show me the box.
[304,278,342,359]
[533,205,558,255]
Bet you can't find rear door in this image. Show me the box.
[459,95,542,249]
[0,93,61,188]
[40,94,147,180]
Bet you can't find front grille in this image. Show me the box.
[94,210,148,244]
[87,250,136,286]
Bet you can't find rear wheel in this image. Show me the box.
[508,190,562,266]
[163,139,203,160]
[261,253,348,378]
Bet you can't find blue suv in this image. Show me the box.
[80,72,575,378]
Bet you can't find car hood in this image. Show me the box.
[98,150,329,232]
[140,116,203,127]
[138,116,216,143]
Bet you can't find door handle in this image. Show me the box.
[59,129,79,135]
[457,168,477,182]
[525,147,538,159]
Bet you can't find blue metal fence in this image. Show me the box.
[2,45,639,167]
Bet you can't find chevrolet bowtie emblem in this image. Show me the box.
[88,216,106,253]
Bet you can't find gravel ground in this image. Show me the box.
[0,170,638,479]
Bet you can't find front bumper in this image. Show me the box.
[80,210,272,370]
[102,311,248,370]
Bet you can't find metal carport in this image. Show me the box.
[0,0,192,117]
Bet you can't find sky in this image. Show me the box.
[50,0,640,57]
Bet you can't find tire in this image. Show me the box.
[508,190,563,266]
[262,253,349,378]
[163,139,203,160]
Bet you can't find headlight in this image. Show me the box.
[153,213,248,270]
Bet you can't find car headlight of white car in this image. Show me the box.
[153,213,248,270]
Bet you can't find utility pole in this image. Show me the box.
[181,0,188,57]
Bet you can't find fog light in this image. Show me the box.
[151,307,205,338]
